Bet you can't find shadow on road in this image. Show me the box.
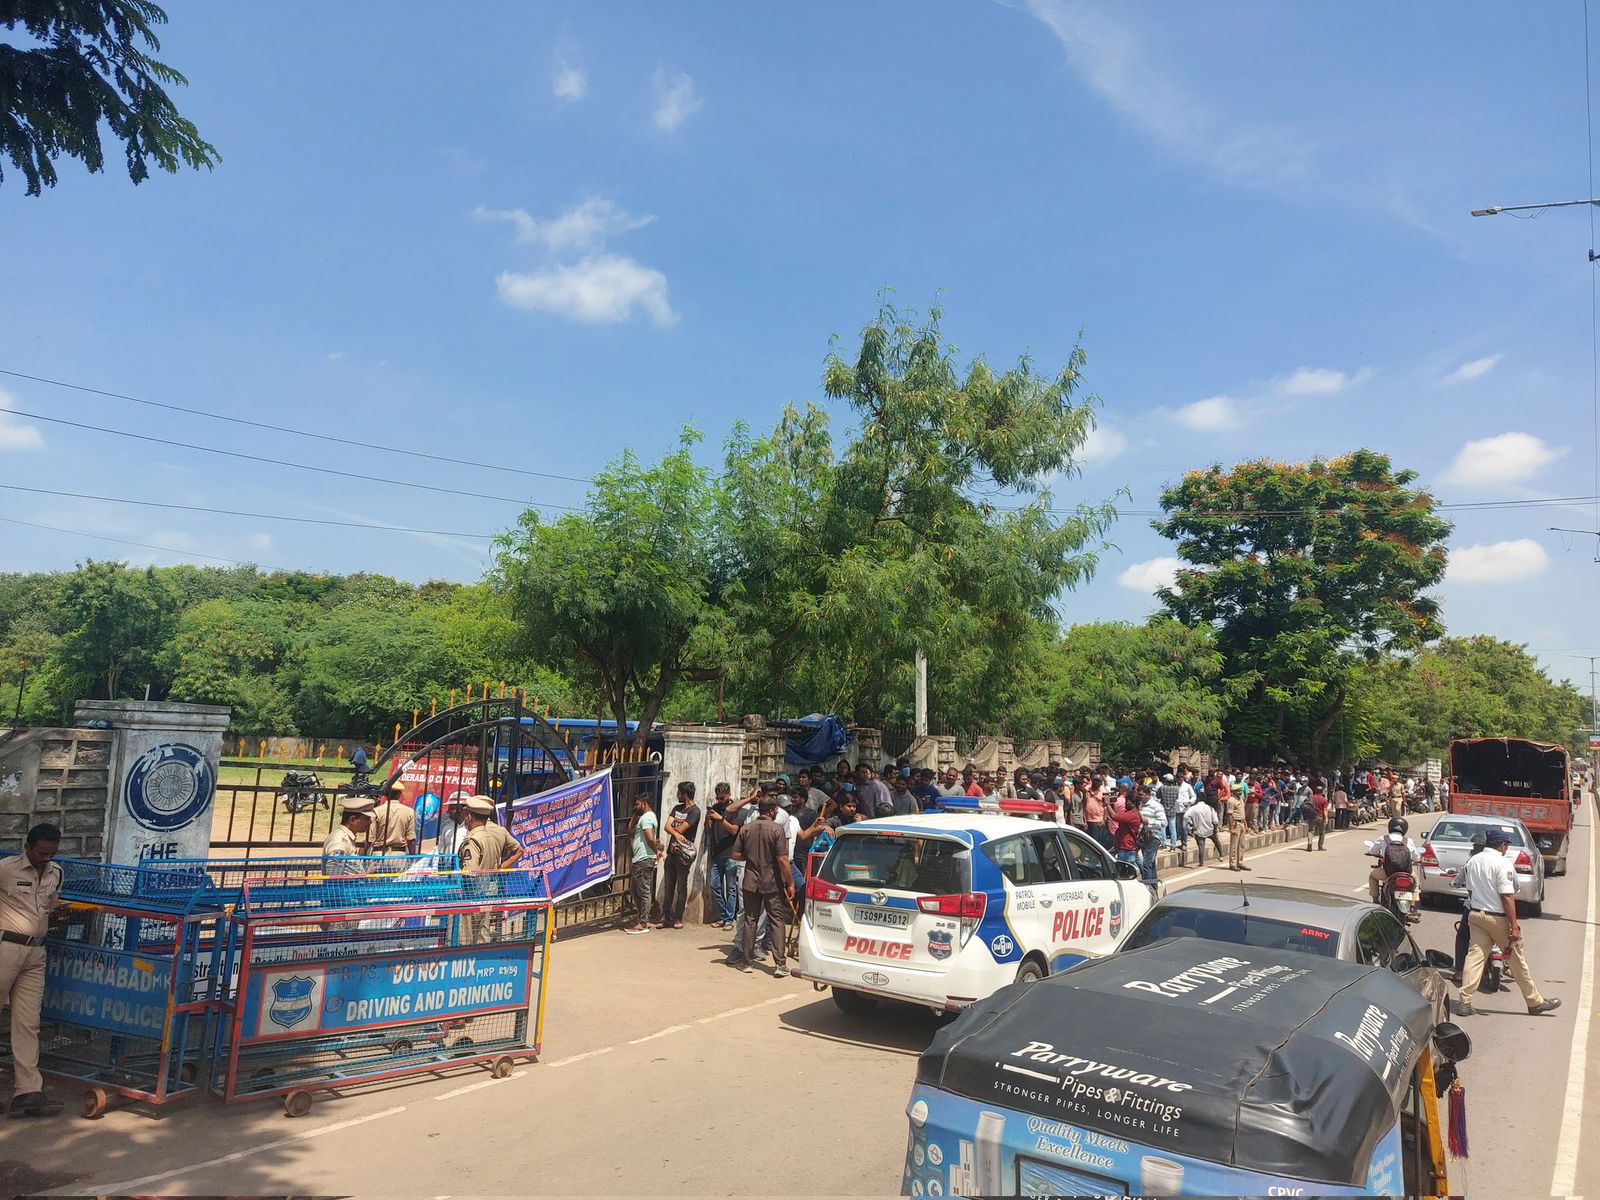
[775,992,945,1057]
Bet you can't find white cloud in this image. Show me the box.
[1022,0,1305,186]
[652,68,702,131]
[1118,556,1182,593]
[496,255,677,326]
[474,198,654,254]
[1173,395,1241,432]
[1441,431,1566,487]
[1447,538,1549,584]
[0,389,44,451]
[552,61,587,102]
[1274,366,1358,397]
[1443,354,1502,384]
[1077,422,1128,466]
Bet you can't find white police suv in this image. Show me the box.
[796,801,1156,1016]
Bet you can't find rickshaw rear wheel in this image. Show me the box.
[82,1088,108,1119]
[284,1089,313,1118]
[490,1056,515,1078]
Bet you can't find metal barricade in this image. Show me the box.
[212,866,552,1117]
[31,858,229,1118]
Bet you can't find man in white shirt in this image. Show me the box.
[1457,827,1560,1016]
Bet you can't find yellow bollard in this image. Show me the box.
[317,743,326,765]
[257,739,267,760]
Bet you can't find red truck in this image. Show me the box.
[1448,737,1577,876]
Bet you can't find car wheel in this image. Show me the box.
[1520,898,1543,919]
[1015,959,1047,985]
[831,988,879,1016]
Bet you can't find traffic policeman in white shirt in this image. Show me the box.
[1456,826,1560,1017]
[1,823,66,1117]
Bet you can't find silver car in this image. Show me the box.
[1417,814,1546,916]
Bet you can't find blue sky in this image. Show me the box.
[1,1,1596,692]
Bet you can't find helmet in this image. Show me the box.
[1387,817,1409,836]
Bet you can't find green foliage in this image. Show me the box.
[716,300,1116,729]
[1154,450,1451,768]
[1352,637,1589,764]
[52,559,179,701]
[1045,620,1228,762]
[495,431,735,745]
[1,0,218,194]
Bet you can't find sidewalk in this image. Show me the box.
[1151,817,1375,876]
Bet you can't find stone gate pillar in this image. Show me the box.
[660,724,745,925]
[75,700,231,864]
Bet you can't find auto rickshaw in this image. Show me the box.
[903,937,1470,1197]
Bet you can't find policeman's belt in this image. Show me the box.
[1,931,45,947]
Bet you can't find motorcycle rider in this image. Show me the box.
[1366,817,1420,904]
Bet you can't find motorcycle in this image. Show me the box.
[278,769,329,814]
[1380,870,1422,924]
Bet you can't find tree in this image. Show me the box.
[494,431,733,749]
[1,0,217,195]
[1046,620,1228,763]
[52,560,179,700]
[717,300,1116,730]
[1353,637,1588,764]
[163,598,296,734]
[1154,450,1451,770]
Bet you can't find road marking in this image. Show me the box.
[1162,826,1358,889]
[545,1046,616,1068]
[1552,808,1595,1196]
[693,992,799,1022]
[96,1104,407,1193]
[628,1023,692,1044]
[433,1070,527,1099]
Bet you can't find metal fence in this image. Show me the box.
[210,759,356,853]
[552,759,663,931]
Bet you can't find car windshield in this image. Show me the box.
[818,833,971,894]
[1122,907,1340,957]
[1431,820,1526,845]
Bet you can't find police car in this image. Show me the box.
[796,798,1157,1016]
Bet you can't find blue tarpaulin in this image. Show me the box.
[784,714,849,765]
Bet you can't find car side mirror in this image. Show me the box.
[1114,860,1141,881]
[1424,949,1454,971]
[1432,1021,1472,1063]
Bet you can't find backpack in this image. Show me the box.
[1379,840,1413,876]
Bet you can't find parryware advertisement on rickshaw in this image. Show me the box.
[904,938,1468,1197]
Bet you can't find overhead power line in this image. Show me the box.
[0,367,594,485]
[3,407,577,510]
[0,513,295,570]
[0,483,498,539]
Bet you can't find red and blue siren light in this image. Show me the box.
[930,795,1058,817]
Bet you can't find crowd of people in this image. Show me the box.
[621,757,1440,946]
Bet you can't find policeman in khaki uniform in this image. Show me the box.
[1,822,65,1117]
[321,797,375,875]
[369,783,418,855]
[1225,785,1250,871]
[458,796,522,944]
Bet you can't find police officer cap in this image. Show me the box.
[1485,826,1514,844]
[463,795,496,816]
[342,796,376,815]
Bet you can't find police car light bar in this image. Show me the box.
[931,795,1058,817]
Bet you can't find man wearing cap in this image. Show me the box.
[1457,827,1561,1017]
[1,822,65,1117]
[370,783,418,856]
[458,795,522,944]
[322,796,374,875]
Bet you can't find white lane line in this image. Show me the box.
[1552,808,1596,1196]
[694,992,799,1022]
[1162,828,1357,889]
[96,1104,407,1194]
[433,1069,527,1099]
[545,1046,616,1069]
[628,1023,692,1044]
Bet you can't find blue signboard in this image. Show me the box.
[239,945,532,1042]
[502,768,614,901]
[41,942,171,1040]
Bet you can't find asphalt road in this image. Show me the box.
[4,804,1595,1198]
